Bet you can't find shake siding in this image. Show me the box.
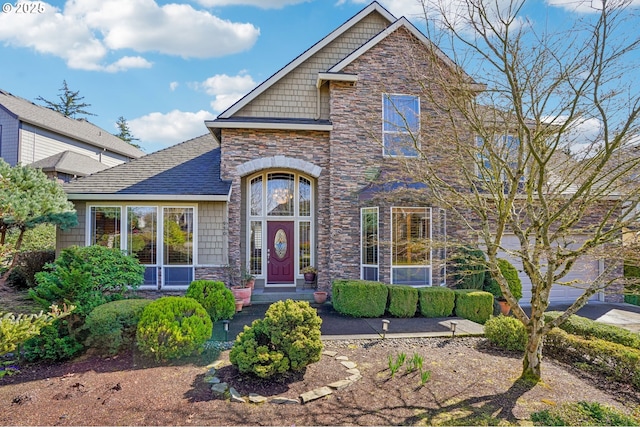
[56,201,86,256]
[19,123,130,166]
[197,201,227,265]
[0,109,19,164]
[235,12,390,119]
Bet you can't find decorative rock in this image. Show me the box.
[348,374,362,382]
[300,386,333,404]
[204,375,220,384]
[327,379,353,390]
[211,383,228,394]
[229,387,245,403]
[341,361,357,369]
[346,368,360,375]
[249,393,268,404]
[322,350,338,357]
[335,356,349,361]
[270,397,300,405]
[206,368,216,376]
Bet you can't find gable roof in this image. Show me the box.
[64,133,231,201]
[30,151,109,177]
[0,89,145,159]
[216,1,396,120]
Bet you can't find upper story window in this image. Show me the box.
[383,94,420,157]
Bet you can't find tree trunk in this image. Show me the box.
[521,326,544,382]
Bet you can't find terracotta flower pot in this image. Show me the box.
[498,299,511,316]
[231,287,252,307]
[313,291,328,304]
[235,299,244,312]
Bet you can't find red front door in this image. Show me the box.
[267,221,295,284]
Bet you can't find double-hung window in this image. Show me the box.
[383,94,420,157]
[360,207,379,281]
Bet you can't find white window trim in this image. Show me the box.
[86,203,198,290]
[360,207,379,281]
[390,206,432,286]
[246,171,315,280]
[382,93,420,158]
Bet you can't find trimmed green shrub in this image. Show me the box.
[332,279,388,317]
[22,322,84,362]
[483,258,523,301]
[136,297,212,361]
[84,299,152,356]
[450,246,486,290]
[544,311,640,350]
[545,328,640,390]
[387,285,418,317]
[185,280,235,323]
[418,286,455,318]
[626,294,640,306]
[230,299,323,378]
[30,245,145,318]
[531,401,639,426]
[484,315,527,351]
[1,305,73,356]
[454,289,493,324]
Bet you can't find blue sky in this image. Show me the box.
[0,0,638,153]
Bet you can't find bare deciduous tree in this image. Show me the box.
[385,0,640,381]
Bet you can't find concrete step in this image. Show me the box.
[251,289,315,304]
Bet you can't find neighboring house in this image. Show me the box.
[58,1,618,302]
[0,89,145,181]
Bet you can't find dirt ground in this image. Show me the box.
[1,336,639,426]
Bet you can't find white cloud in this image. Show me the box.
[547,0,640,13]
[129,109,215,151]
[169,82,179,91]
[0,0,259,71]
[195,72,257,112]
[196,0,311,8]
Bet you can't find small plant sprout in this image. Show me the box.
[388,352,407,378]
[420,369,432,386]
[407,353,424,373]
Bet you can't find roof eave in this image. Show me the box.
[66,193,231,202]
[206,120,332,131]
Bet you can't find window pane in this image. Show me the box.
[392,267,430,286]
[299,221,311,272]
[361,208,378,266]
[362,266,379,281]
[383,94,419,157]
[163,207,193,265]
[164,267,193,287]
[143,267,157,286]
[267,173,294,216]
[250,221,262,275]
[91,207,121,248]
[250,176,263,216]
[299,177,311,217]
[392,207,430,266]
[127,207,157,265]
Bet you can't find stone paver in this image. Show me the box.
[327,379,353,390]
[270,397,300,405]
[341,361,357,369]
[229,387,246,403]
[249,393,268,404]
[300,386,333,403]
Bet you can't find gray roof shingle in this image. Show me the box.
[64,133,231,199]
[30,151,109,176]
[0,89,145,159]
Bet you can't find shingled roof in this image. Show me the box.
[64,133,231,201]
[31,151,109,177]
[0,89,145,159]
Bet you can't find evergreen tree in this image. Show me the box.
[114,116,141,149]
[36,80,95,119]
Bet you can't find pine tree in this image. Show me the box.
[114,116,141,149]
[36,80,95,119]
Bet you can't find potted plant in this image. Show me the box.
[301,265,317,283]
[313,290,328,304]
[224,264,252,307]
[242,268,255,290]
[483,258,523,315]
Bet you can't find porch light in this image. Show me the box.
[223,320,230,341]
[450,320,458,337]
[381,319,390,339]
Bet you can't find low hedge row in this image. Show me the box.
[545,311,640,350]
[545,327,640,390]
[332,279,493,324]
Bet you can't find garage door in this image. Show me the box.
[499,234,601,303]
